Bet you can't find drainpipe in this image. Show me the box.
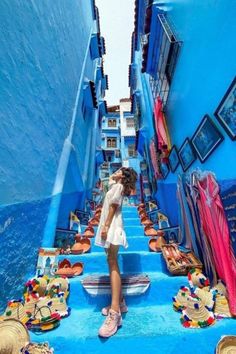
[42,27,93,247]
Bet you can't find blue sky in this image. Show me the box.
[96,0,135,106]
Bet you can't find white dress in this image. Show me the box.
[95,182,128,249]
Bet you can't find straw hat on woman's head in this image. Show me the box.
[0,318,29,354]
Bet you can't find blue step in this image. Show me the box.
[30,304,236,354]
[122,210,139,218]
[58,251,166,273]
[123,218,141,226]
[67,271,186,309]
[124,225,144,237]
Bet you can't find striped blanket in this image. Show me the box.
[81,274,150,296]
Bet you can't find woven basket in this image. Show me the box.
[216,336,236,354]
[161,244,202,275]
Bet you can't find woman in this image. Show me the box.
[95,167,137,338]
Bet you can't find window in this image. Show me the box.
[111,138,117,148]
[128,144,137,157]
[147,14,181,106]
[115,150,121,158]
[108,119,117,127]
[107,137,117,148]
[126,118,135,128]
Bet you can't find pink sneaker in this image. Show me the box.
[101,299,128,316]
[98,309,122,338]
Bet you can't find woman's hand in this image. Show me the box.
[101,225,109,240]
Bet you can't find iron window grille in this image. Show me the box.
[128,144,137,157]
[126,118,135,128]
[149,13,181,106]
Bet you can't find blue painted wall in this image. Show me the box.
[0,0,102,310]
[165,0,236,182]
[131,0,236,224]
[157,0,236,222]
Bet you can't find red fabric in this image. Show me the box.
[149,140,161,179]
[154,97,169,150]
[197,173,236,315]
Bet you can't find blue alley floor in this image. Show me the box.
[31,206,236,354]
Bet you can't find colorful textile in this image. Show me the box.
[196,172,236,315]
[149,140,161,179]
[153,97,170,150]
[81,274,150,296]
[189,172,218,284]
[177,175,197,253]
[221,184,236,257]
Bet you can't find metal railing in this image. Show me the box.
[149,13,181,107]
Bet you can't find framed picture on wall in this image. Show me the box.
[160,162,169,179]
[214,77,236,140]
[191,114,224,162]
[168,145,179,172]
[178,138,196,171]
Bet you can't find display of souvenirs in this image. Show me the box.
[85,199,96,212]
[69,212,81,233]
[54,228,76,253]
[55,259,84,278]
[161,244,202,275]
[145,200,158,212]
[74,209,90,225]
[158,212,170,229]
[161,226,180,244]
[36,248,60,277]
[148,233,166,252]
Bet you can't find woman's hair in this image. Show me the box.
[120,167,138,196]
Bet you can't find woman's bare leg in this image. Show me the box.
[107,244,121,313]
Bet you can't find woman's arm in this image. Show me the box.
[101,203,118,240]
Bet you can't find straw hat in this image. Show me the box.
[2,300,29,325]
[48,296,70,318]
[187,268,210,290]
[180,294,215,328]
[24,276,49,298]
[214,294,232,318]
[212,280,227,297]
[215,335,236,354]
[194,287,215,310]
[46,277,69,299]
[173,286,191,312]
[24,295,39,318]
[21,342,54,354]
[0,318,29,354]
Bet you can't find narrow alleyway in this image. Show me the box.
[30,205,236,354]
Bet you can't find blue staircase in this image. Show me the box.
[31,206,236,353]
